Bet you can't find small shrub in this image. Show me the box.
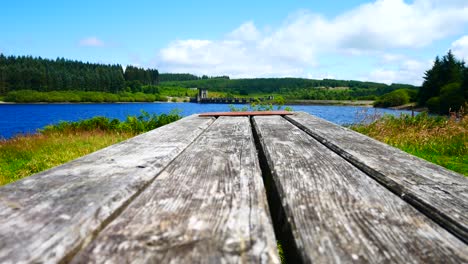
[41,110,182,135]
[439,83,465,114]
[374,89,410,107]
[426,97,441,114]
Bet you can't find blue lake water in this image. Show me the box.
[0,103,414,139]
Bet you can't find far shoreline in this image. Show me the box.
[0,99,376,107]
[285,99,374,106]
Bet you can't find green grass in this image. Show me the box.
[350,112,467,176]
[158,86,198,97]
[0,110,182,186]
[0,130,135,185]
[277,240,285,263]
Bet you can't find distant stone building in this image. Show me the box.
[197,89,208,102]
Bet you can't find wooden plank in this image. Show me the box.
[0,115,214,263]
[286,112,468,242]
[199,111,293,117]
[72,117,280,263]
[253,115,467,263]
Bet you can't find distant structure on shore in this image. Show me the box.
[191,89,274,104]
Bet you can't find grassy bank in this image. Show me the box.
[0,130,134,185]
[351,112,467,176]
[0,111,182,186]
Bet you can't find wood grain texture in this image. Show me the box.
[286,112,468,242]
[0,115,214,264]
[72,116,279,264]
[253,115,467,263]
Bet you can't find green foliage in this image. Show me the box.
[0,54,127,94]
[4,90,167,103]
[405,89,418,102]
[157,86,198,97]
[0,54,163,96]
[351,112,467,176]
[0,110,183,185]
[41,110,182,134]
[124,66,159,87]
[439,83,466,114]
[0,130,134,186]
[160,78,418,101]
[250,98,274,111]
[426,97,441,114]
[419,50,467,114]
[373,89,410,107]
[159,73,200,82]
[0,53,420,102]
[228,104,248,112]
[228,96,292,112]
[277,241,285,264]
[158,73,229,82]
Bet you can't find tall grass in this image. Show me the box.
[41,110,181,134]
[0,110,182,185]
[351,112,467,176]
[0,131,134,185]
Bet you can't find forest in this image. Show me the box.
[3,52,466,113]
[0,54,418,102]
[0,55,157,94]
[160,78,417,100]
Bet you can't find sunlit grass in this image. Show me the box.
[0,110,182,186]
[351,112,467,176]
[0,130,135,186]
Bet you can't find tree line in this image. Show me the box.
[161,78,417,100]
[0,54,160,95]
[418,50,468,114]
[2,53,440,106]
[158,73,229,82]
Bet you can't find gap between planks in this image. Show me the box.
[284,113,468,244]
[253,115,467,263]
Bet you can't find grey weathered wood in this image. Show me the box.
[0,115,214,264]
[72,116,279,264]
[286,111,468,242]
[253,115,468,263]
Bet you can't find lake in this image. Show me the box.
[0,103,414,139]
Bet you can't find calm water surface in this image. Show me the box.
[0,103,413,139]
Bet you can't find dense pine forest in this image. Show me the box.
[158,73,229,82]
[0,55,158,94]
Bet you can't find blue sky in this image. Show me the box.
[1,0,468,85]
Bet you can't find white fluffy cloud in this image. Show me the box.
[451,35,468,61]
[79,37,105,47]
[365,58,432,85]
[158,0,468,83]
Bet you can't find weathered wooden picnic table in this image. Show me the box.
[0,111,467,263]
